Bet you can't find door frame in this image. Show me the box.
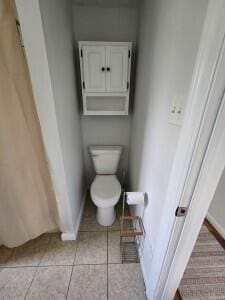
[154,1,225,299]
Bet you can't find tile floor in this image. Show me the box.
[0,195,146,300]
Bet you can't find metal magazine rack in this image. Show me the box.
[120,192,145,263]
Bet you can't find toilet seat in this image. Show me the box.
[90,175,121,208]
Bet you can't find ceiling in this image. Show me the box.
[72,0,140,8]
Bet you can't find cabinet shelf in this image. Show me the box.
[84,94,128,115]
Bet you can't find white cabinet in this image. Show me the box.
[82,46,106,92]
[79,42,132,115]
[106,46,129,92]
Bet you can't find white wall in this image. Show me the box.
[72,4,139,184]
[129,0,208,297]
[39,0,85,234]
[15,0,73,235]
[208,168,225,239]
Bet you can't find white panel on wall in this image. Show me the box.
[128,0,208,297]
[39,0,85,234]
[72,4,139,183]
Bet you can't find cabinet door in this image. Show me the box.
[106,46,129,92]
[82,46,106,92]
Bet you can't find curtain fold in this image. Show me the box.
[0,0,59,248]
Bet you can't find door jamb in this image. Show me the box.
[162,85,225,300]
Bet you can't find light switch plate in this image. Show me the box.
[169,96,183,126]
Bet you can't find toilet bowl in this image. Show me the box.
[91,175,121,226]
[89,145,122,226]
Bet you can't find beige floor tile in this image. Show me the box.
[79,200,107,232]
[108,263,146,300]
[0,267,36,300]
[108,215,121,231]
[5,234,50,267]
[26,266,72,300]
[108,231,121,263]
[68,265,107,300]
[0,246,13,266]
[75,232,107,265]
[40,233,77,266]
[79,215,107,232]
[82,198,96,218]
[108,201,130,231]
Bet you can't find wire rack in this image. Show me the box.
[120,239,140,263]
[120,193,145,263]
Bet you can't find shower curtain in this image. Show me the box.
[0,0,59,247]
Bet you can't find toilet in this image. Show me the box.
[89,145,122,226]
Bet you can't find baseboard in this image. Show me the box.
[130,205,150,299]
[140,257,150,300]
[73,192,87,238]
[61,191,87,241]
[61,232,76,241]
[207,213,225,239]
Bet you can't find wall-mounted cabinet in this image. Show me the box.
[79,41,132,115]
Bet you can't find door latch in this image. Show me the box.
[175,206,188,217]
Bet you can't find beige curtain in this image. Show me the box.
[0,0,59,248]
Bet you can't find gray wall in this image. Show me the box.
[72,4,139,185]
[129,0,208,297]
[208,168,225,238]
[39,0,85,230]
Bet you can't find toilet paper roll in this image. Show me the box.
[126,192,145,205]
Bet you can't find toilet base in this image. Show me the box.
[96,206,116,226]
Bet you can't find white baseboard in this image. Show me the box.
[140,257,150,300]
[73,192,86,238]
[207,213,225,239]
[61,232,76,241]
[61,191,87,241]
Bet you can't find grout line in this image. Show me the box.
[66,232,79,299]
[24,235,52,299]
[79,229,119,232]
[23,267,38,300]
[1,264,74,268]
[74,262,107,266]
[72,263,108,266]
[78,230,107,233]
[0,262,132,269]
[65,264,73,299]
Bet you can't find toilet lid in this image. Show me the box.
[91,175,121,207]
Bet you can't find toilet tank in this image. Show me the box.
[89,145,122,174]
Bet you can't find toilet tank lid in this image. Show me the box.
[89,145,122,155]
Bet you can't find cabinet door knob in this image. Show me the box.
[101,67,105,72]
[107,67,111,72]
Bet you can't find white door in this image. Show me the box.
[82,46,106,92]
[106,46,129,92]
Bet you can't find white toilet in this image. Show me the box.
[89,145,122,226]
